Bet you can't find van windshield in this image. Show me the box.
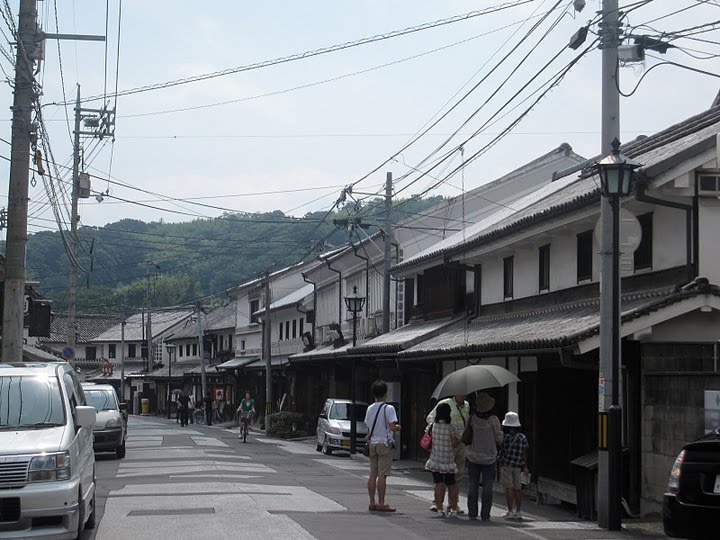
[0,376,65,429]
[330,403,367,421]
[84,389,118,411]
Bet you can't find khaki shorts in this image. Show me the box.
[369,443,393,477]
[501,466,522,490]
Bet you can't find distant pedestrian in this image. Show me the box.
[425,402,460,518]
[188,393,196,424]
[364,380,400,513]
[426,394,469,514]
[177,393,190,427]
[465,392,503,520]
[204,395,213,425]
[498,412,529,521]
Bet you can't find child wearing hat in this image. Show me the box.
[498,411,529,521]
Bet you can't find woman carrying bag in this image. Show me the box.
[424,403,461,518]
[464,392,503,520]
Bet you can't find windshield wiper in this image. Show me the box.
[15,422,64,429]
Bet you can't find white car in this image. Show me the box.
[0,362,97,540]
[315,398,368,455]
[82,383,128,459]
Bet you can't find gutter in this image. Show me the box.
[325,259,343,324]
[302,272,317,338]
[351,244,370,317]
[635,181,695,282]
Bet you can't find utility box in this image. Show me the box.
[78,172,91,198]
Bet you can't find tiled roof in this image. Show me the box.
[39,314,120,344]
[399,278,720,358]
[393,106,720,273]
[145,361,205,379]
[352,317,462,354]
[94,310,193,342]
[254,284,313,315]
[169,304,236,340]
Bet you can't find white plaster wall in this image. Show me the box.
[551,234,576,290]
[483,258,505,305]
[698,198,720,283]
[651,205,687,273]
[514,247,536,298]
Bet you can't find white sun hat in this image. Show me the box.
[502,411,521,428]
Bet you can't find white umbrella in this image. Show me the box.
[431,365,519,399]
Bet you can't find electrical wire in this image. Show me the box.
[617,55,720,97]
[59,0,533,105]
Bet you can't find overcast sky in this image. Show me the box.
[1,0,718,234]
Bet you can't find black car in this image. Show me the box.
[663,428,720,539]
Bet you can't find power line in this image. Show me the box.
[54,0,533,105]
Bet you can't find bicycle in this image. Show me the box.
[239,411,253,443]
[192,408,206,425]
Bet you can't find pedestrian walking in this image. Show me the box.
[188,393,196,424]
[364,380,400,513]
[204,395,213,425]
[425,402,461,518]
[177,392,190,427]
[465,392,503,520]
[498,411,530,521]
[426,394,469,514]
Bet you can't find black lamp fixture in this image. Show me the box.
[165,343,176,419]
[596,137,642,530]
[597,138,641,197]
[344,285,366,454]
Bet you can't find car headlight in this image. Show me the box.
[327,426,342,436]
[29,451,71,482]
[105,417,121,429]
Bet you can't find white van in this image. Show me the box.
[0,362,97,539]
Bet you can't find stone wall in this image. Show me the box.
[640,343,720,513]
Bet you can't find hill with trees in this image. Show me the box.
[21,195,446,314]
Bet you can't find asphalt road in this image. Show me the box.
[83,415,666,540]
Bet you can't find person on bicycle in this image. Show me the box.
[237,392,256,426]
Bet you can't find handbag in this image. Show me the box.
[420,424,433,451]
[461,421,473,446]
[363,403,386,457]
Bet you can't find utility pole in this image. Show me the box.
[66,86,82,355]
[120,316,126,401]
[598,0,622,530]
[382,172,392,333]
[197,302,206,399]
[2,0,37,362]
[263,272,272,417]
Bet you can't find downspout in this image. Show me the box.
[302,272,317,338]
[635,182,695,283]
[351,244,370,317]
[325,259,343,324]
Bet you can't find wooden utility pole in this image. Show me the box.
[66,86,82,354]
[2,0,38,361]
[263,272,272,416]
[382,172,392,333]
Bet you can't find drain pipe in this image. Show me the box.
[351,244,370,317]
[635,182,695,282]
[301,272,317,338]
[326,259,343,324]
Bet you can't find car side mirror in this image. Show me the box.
[75,405,97,428]
[119,402,128,412]
[319,414,327,420]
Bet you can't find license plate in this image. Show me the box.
[341,440,350,447]
[714,474,720,494]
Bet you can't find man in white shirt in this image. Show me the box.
[364,380,401,512]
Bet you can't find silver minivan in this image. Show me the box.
[315,398,368,455]
[0,362,97,539]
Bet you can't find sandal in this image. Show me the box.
[376,504,397,512]
[368,504,377,511]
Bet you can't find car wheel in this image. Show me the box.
[315,442,322,452]
[85,488,96,530]
[116,442,126,459]
[322,436,332,455]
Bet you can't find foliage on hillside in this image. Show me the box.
[23,195,445,314]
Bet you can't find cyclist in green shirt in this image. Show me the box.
[237,392,256,421]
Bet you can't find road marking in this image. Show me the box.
[191,436,229,447]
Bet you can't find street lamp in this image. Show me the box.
[165,343,176,420]
[344,285,366,454]
[596,137,641,529]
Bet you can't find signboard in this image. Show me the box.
[705,390,720,434]
[214,387,225,401]
[62,346,75,361]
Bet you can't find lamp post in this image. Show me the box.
[344,285,366,454]
[165,343,176,420]
[596,138,641,530]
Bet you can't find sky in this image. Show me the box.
[1,0,719,235]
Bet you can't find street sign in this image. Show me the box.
[62,346,75,361]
